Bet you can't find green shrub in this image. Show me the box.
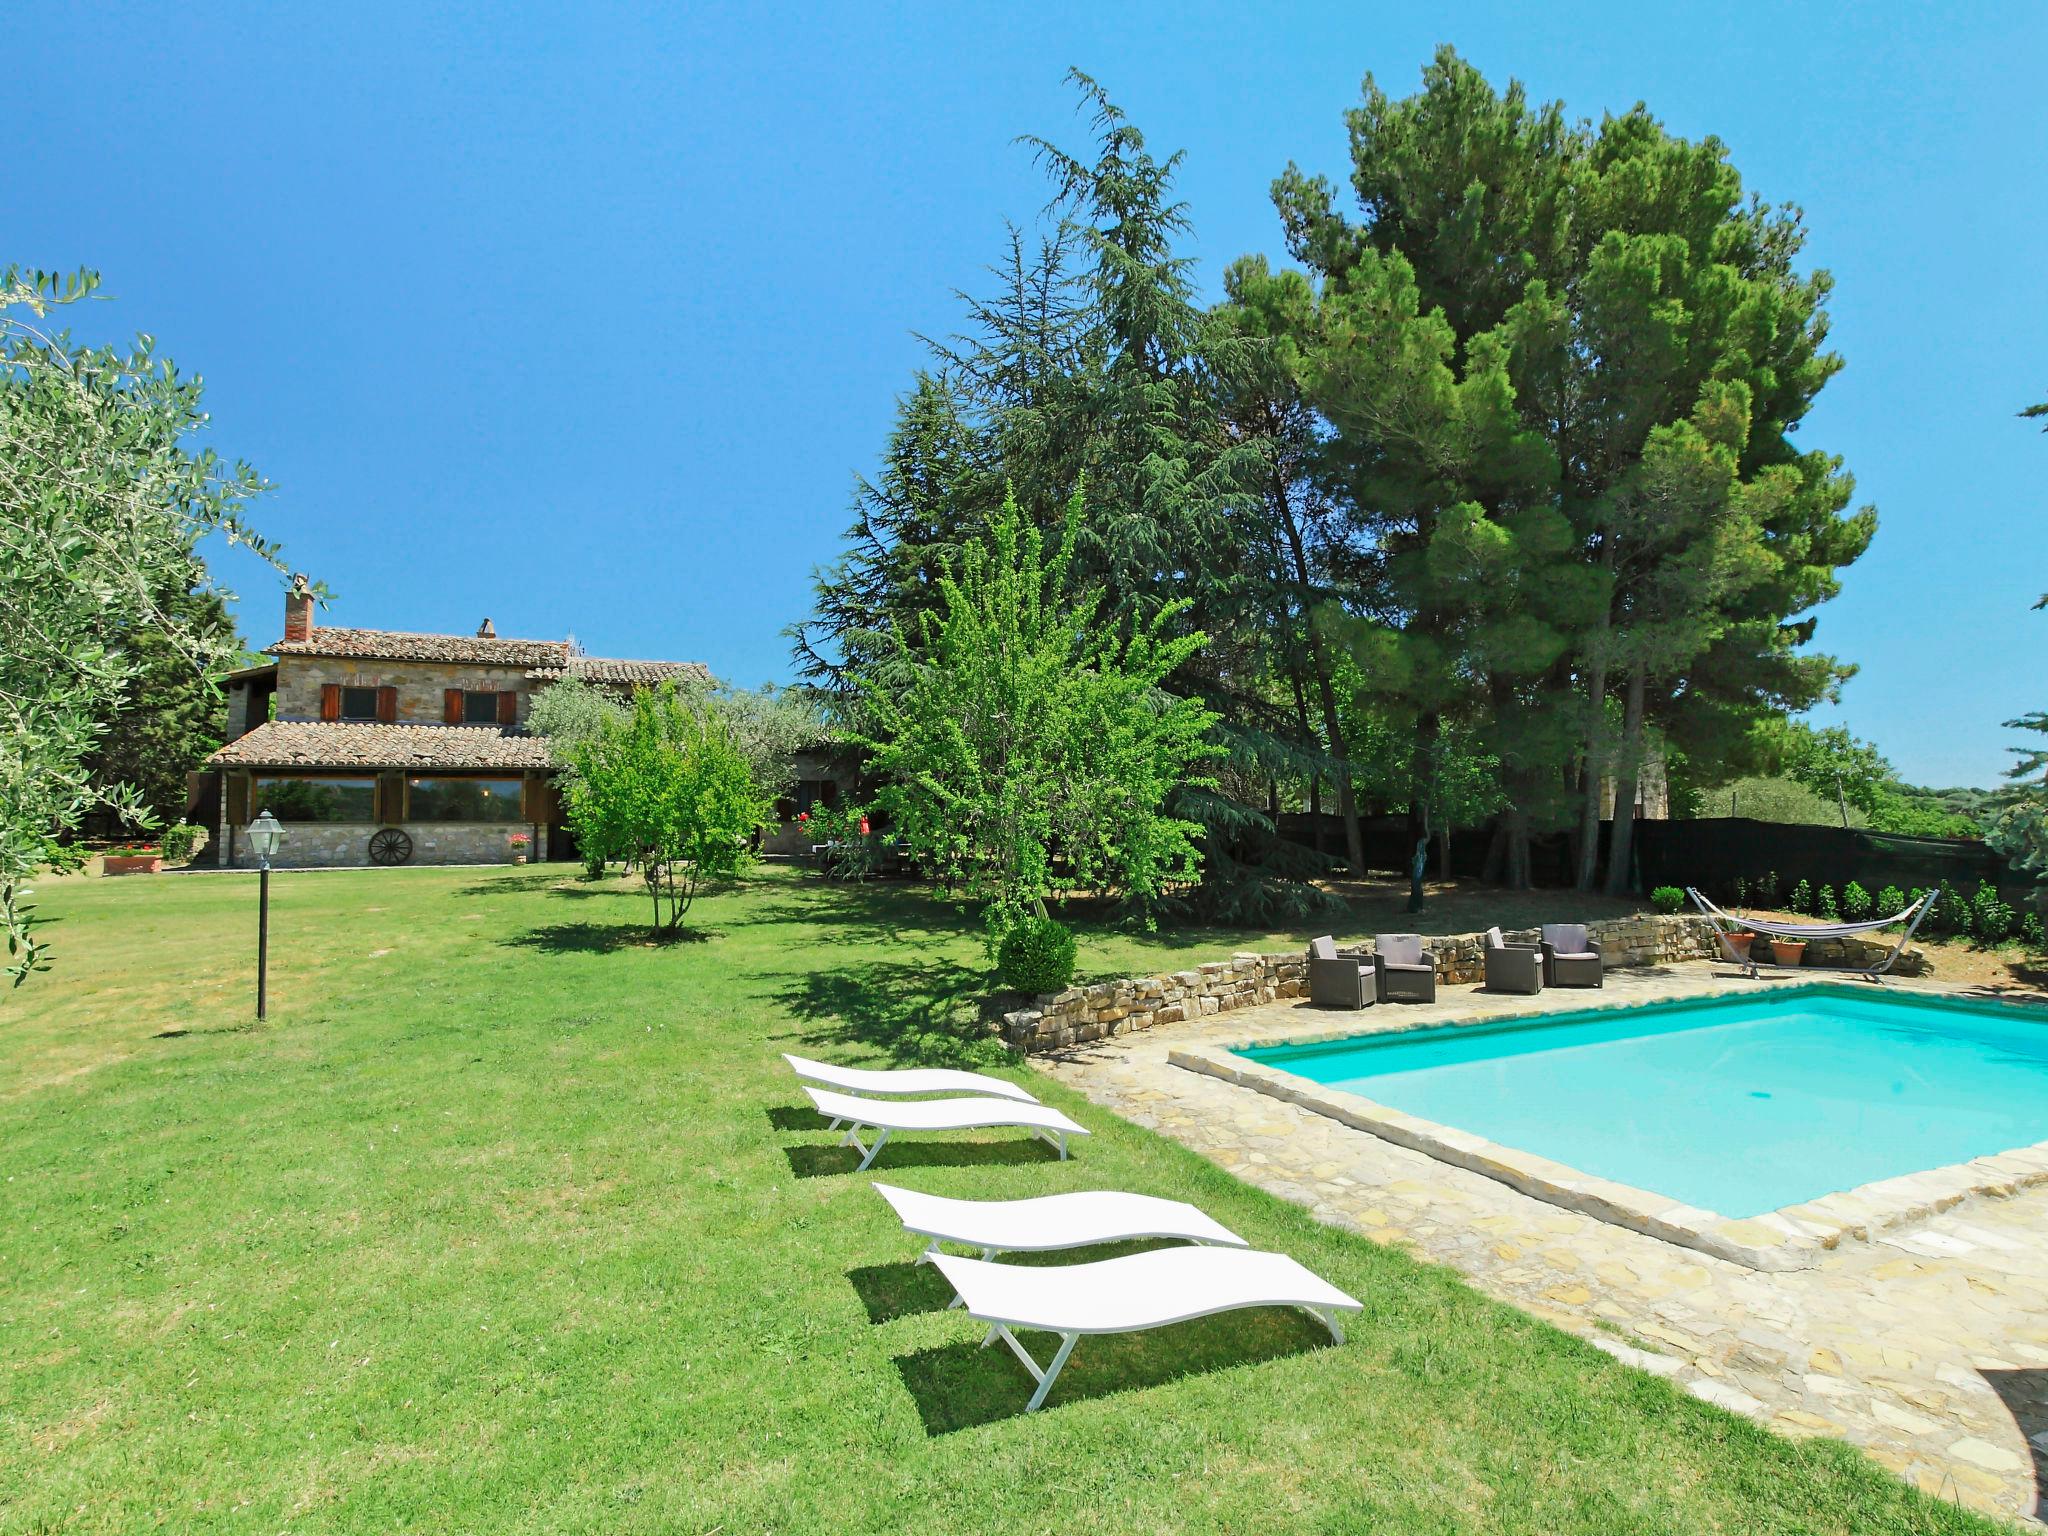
[1788,878,1813,915]
[158,823,202,864]
[1841,881,1872,921]
[2023,912,2046,952]
[1934,880,1969,938]
[1760,869,1780,905]
[1815,884,1839,921]
[998,915,1078,996]
[1730,875,1750,907]
[1650,886,1684,914]
[1970,882,2015,945]
[1876,885,1906,918]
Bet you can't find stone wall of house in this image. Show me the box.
[225,684,254,741]
[217,820,546,870]
[999,913,1896,1053]
[275,658,536,724]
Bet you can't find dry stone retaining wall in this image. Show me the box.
[1006,914,1728,1053]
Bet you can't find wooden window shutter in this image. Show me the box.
[521,772,539,820]
[226,772,250,825]
[444,688,464,725]
[375,772,402,823]
[375,686,397,724]
[320,684,341,722]
[496,690,518,727]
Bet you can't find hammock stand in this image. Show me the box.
[1684,886,1940,983]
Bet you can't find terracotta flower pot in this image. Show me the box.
[1770,939,1807,967]
[1726,932,1754,961]
[103,853,163,876]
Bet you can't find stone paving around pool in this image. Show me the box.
[1036,961,2048,1530]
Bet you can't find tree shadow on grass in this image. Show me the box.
[453,870,577,898]
[765,1104,830,1131]
[893,1311,1336,1434]
[783,1137,1061,1179]
[740,892,937,947]
[772,958,1016,1069]
[500,922,718,955]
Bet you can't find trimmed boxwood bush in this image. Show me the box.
[998,915,1078,996]
[1841,880,1872,921]
[1650,886,1685,914]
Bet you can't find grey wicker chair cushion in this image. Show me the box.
[1376,933,1424,966]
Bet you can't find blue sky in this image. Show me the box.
[15,1,2045,787]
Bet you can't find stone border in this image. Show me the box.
[1002,913,1750,1053]
[1170,986,2048,1272]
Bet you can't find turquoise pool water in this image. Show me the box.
[1236,986,2048,1218]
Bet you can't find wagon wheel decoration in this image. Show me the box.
[368,828,414,866]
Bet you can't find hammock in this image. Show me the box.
[1684,886,1939,981]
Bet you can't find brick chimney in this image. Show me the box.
[284,573,314,641]
[477,617,496,638]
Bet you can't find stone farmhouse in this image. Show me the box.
[205,577,708,868]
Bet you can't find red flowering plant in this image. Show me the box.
[793,801,881,879]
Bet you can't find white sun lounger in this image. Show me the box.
[934,1246,1362,1411]
[873,1183,1248,1304]
[801,1086,1088,1171]
[782,1052,1040,1112]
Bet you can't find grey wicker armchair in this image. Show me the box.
[1483,926,1543,994]
[1539,923,1604,988]
[1372,933,1437,1003]
[1307,935,1373,1009]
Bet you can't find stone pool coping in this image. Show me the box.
[1168,984,2048,1272]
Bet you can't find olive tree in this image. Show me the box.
[1,267,274,982]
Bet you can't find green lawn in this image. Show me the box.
[0,864,2001,1533]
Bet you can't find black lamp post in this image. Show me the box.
[248,809,283,1020]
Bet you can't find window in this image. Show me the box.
[445,689,514,726]
[794,779,839,813]
[339,686,380,721]
[408,776,525,822]
[256,776,376,822]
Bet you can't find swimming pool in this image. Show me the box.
[1234,985,2048,1220]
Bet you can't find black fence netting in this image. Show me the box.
[1275,811,2018,900]
[1635,818,2017,903]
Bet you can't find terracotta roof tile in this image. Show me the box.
[267,627,572,667]
[207,722,553,771]
[526,657,713,686]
